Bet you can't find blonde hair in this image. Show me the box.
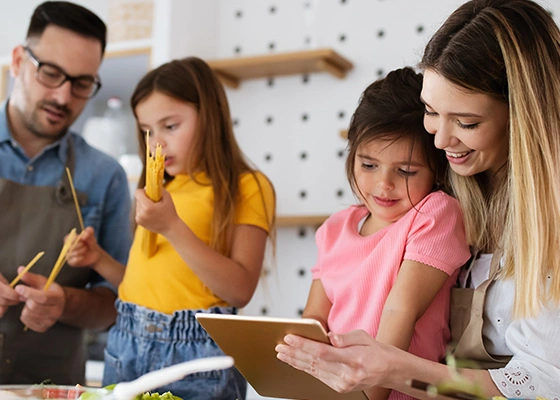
[421,0,560,317]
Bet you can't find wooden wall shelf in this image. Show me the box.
[207,48,353,88]
[276,215,329,227]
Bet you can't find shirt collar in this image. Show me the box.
[0,100,11,144]
[0,99,70,162]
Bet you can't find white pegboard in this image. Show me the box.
[216,3,467,398]
[219,0,469,322]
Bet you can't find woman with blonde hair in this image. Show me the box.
[276,1,560,398]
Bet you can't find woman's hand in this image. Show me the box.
[135,188,179,235]
[276,329,394,393]
[66,227,102,268]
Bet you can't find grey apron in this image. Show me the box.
[449,250,512,369]
[0,137,93,384]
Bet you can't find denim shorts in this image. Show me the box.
[103,299,247,400]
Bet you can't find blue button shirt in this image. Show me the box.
[0,100,132,271]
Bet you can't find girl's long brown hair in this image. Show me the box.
[131,57,276,257]
[346,67,449,202]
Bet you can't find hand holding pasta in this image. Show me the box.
[15,268,66,333]
[66,227,102,268]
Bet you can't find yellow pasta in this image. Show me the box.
[142,130,165,257]
[65,167,84,232]
[9,251,45,287]
[44,228,79,291]
[23,230,78,331]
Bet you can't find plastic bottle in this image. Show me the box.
[82,96,132,160]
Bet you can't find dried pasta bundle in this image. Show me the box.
[9,251,45,287]
[142,134,165,258]
[45,228,79,290]
[23,229,79,331]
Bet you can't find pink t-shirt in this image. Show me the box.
[313,191,470,368]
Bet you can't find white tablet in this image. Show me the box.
[195,313,368,400]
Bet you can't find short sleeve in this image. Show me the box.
[311,218,329,280]
[235,171,275,233]
[404,191,471,275]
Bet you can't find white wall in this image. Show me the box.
[152,0,219,67]
[0,0,109,56]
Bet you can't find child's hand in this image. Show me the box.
[135,188,179,235]
[66,227,102,268]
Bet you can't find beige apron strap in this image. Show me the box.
[451,250,512,369]
[56,136,87,206]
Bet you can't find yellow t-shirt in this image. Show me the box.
[119,171,275,314]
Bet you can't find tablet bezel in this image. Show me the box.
[195,313,368,400]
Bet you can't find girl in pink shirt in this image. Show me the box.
[302,67,471,400]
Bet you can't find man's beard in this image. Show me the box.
[26,100,72,140]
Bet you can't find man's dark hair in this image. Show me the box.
[26,1,106,55]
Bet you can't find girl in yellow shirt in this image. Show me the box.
[67,57,276,400]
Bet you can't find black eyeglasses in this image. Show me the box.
[23,46,102,99]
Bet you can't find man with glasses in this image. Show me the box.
[0,1,132,385]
